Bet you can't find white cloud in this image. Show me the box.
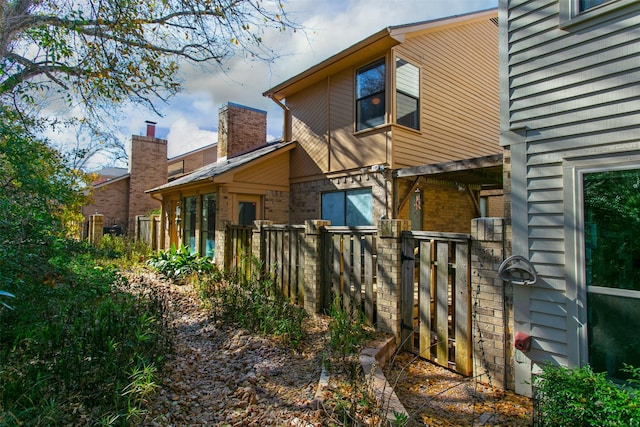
[119,0,497,158]
[166,118,218,158]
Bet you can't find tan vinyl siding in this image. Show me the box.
[232,153,291,192]
[330,66,388,172]
[503,0,640,387]
[393,19,500,168]
[289,79,329,178]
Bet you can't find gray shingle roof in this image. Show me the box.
[147,141,294,193]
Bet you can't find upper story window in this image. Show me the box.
[356,59,386,131]
[395,58,420,130]
[560,0,637,27]
[580,0,613,10]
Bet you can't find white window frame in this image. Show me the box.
[564,152,640,368]
[560,0,638,28]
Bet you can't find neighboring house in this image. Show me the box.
[82,123,167,235]
[500,0,640,396]
[147,103,295,262]
[263,8,502,232]
[82,122,217,236]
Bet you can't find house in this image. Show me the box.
[147,103,295,263]
[263,8,502,232]
[81,122,217,236]
[500,0,640,396]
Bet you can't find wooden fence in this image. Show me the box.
[321,226,377,325]
[225,225,252,273]
[261,225,306,305]
[136,215,161,250]
[401,231,472,376]
[224,222,482,378]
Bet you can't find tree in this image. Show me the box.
[0,104,88,290]
[0,0,298,112]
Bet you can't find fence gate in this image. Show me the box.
[321,226,377,325]
[401,231,472,376]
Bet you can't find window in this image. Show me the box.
[238,201,256,226]
[582,169,640,381]
[183,196,197,253]
[356,59,385,131]
[396,58,420,130]
[200,193,216,258]
[321,188,373,226]
[560,0,636,27]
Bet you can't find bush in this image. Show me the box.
[0,240,170,426]
[534,364,640,426]
[146,244,215,281]
[328,296,373,359]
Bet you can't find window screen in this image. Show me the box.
[356,59,386,131]
[322,189,372,226]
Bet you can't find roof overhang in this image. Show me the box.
[394,153,503,188]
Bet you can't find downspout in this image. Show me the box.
[268,95,291,142]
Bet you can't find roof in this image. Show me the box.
[263,8,497,100]
[147,141,295,193]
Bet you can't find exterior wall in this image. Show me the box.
[289,171,390,226]
[287,53,391,179]
[218,103,266,159]
[397,179,479,233]
[128,135,167,230]
[264,190,289,224]
[168,145,218,180]
[392,16,500,168]
[288,79,329,178]
[82,177,129,230]
[500,0,640,396]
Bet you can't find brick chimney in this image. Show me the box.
[217,103,267,161]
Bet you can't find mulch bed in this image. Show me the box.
[387,351,533,426]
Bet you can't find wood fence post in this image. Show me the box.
[303,220,330,314]
[376,219,411,343]
[88,214,104,246]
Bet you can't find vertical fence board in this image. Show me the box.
[331,235,342,304]
[322,232,332,311]
[353,235,363,314]
[343,235,352,313]
[455,242,472,375]
[363,235,374,325]
[419,240,433,359]
[436,241,450,367]
[401,236,415,352]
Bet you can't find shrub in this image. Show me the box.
[193,260,306,349]
[146,244,215,281]
[328,296,373,359]
[0,240,170,426]
[534,364,640,426]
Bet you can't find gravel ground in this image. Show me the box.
[128,272,532,426]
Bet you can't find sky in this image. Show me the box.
[117,0,498,162]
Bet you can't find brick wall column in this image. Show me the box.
[376,219,411,341]
[214,220,229,266]
[303,220,330,314]
[471,217,512,389]
[88,214,104,245]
